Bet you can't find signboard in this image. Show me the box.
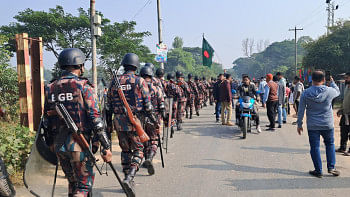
[155,43,168,63]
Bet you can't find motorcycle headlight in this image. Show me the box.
[242,103,251,108]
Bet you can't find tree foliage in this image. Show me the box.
[0,6,93,59]
[0,6,154,79]
[98,21,154,72]
[165,37,223,79]
[233,36,311,80]
[0,35,18,120]
[172,36,184,49]
[303,21,350,76]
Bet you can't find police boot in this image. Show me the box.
[196,111,200,116]
[177,122,183,131]
[186,112,188,119]
[123,167,136,197]
[170,126,175,138]
[190,112,193,119]
[143,151,155,175]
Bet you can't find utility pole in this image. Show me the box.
[326,0,339,35]
[157,0,164,69]
[90,0,97,92]
[327,1,331,35]
[289,27,303,76]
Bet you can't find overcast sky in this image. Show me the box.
[2,0,350,69]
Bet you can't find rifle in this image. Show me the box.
[55,103,103,175]
[109,68,150,143]
[55,103,128,196]
[157,134,165,168]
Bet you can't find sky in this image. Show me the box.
[2,0,350,69]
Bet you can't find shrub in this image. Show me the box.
[0,122,35,175]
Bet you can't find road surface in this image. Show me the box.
[17,105,350,197]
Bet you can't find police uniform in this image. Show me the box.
[166,73,181,137]
[107,53,153,195]
[44,48,111,197]
[186,74,199,118]
[176,73,190,130]
[140,66,165,175]
[195,77,205,110]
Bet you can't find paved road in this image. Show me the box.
[17,105,350,197]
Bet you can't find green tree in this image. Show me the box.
[0,35,18,120]
[98,21,154,73]
[0,6,95,58]
[303,21,350,76]
[172,36,184,49]
[164,37,223,79]
[0,6,154,80]
[233,36,312,80]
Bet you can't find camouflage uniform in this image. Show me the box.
[176,79,190,125]
[195,80,205,109]
[107,71,151,174]
[44,71,99,197]
[209,80,215,105]
[202,80,210,106]
[166,80,181,126]
[142,78,164,160]
[186,80,199,117]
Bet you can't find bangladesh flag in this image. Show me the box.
[202,37,214,67]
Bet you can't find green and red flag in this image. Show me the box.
[202,37,214,67]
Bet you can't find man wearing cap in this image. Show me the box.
[263,74,279,131]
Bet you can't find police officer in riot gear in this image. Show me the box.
[44,48,112,197]
[140,66,165,175]
[107,53,155,196]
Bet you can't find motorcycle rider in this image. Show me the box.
[235,75,262,133]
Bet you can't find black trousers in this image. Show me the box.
[340,115,350,150]
[266,100,278,128]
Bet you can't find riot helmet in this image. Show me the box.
[155,68,164,77]
[58,48,85,69]
[121,53,140,70]
[140,66,154,78]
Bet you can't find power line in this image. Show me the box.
[296,3,324,26]
[130,0,152,21]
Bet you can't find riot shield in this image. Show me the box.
[162,98,173,153]
[23,119,59,197]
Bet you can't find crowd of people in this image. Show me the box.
[211,70,350,178]
[41,49,216,197]
[17,47,350,197]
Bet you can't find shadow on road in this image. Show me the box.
[182,123,245,140]
[225,177,350,191]
[93,186,125,196]
[241,146,326,155]
[184,159,307,177]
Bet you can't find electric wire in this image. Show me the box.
[130,0,152,21]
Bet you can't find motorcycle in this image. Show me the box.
[238,96,255,139]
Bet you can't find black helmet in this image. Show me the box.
[58,48,85,69]
[121,53,139,68]
[176,71,183,78]
[167,73,175,80]
[144,63,154,70]
[140,66,154,78]
[202,76,206,80]
[188,73,193,79]
[155,68,164,77]
[194,76,199,81]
